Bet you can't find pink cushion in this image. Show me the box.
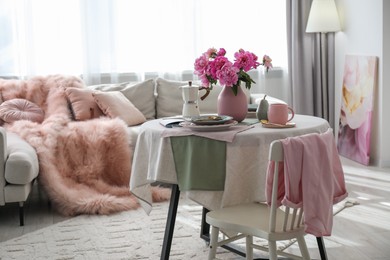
[93,91,146,126]
[65,88,104,120]
[0,98,45,123]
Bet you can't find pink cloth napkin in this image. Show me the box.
[266,129,348,236]
[161,124,254,142]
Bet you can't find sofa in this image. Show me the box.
[0,127,39,226]
[0,75,283,225]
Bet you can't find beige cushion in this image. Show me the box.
[93,91,146,126]
[156,78,248,118]
[86,79,156,120]
[155,78,197,118]
[0,99,45,123]
[65,88,104,120]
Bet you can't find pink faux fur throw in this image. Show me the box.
[0,75,170,216]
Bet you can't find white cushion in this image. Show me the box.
[93,91,146,126]
[86,79,156,120]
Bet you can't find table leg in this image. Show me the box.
[200,207,210,240]
[160,184,180,260]
[316,237,328,260]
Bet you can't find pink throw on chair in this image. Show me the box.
[266,129,348,236]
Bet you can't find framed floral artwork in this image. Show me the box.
[337,55,378,165]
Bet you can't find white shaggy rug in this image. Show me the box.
[0,197,357,260]
[0,197,247,260]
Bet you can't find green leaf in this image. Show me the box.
[232,85,238,96]
[238,71,256,90]
[245,81,251,89]
[206,75,218,87]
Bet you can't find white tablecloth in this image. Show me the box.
[130,115,330,214]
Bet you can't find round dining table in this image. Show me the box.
[130,114,330,260]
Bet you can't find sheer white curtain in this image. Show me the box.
[0,0,287,88]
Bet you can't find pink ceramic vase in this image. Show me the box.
[217,84,247,122]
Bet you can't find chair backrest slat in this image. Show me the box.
[268,140,305,234]
[283,208,289,231]
[269,159,279,232]
[298,209,304,227]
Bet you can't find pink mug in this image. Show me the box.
[268,103,294,125]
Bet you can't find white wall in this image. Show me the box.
[335,0,389,167]
[382,1,390,167]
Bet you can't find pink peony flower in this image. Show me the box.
[233,49,260,72]
[193,48,272,96]
[194,55,209,76]
[199,74,210,88]
[217,48,226,56]
[205,48,217,59]
[209,56,229,79]
[262,55,273,72]
[216,62,239,87]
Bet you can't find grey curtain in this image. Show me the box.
[286,0,336,129]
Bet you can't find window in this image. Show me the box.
[0,0,286,85]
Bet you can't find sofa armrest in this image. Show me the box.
[0,127,6,167]
[0,127,7,205]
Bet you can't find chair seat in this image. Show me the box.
[205,135,344,260]
[206,203,306,241]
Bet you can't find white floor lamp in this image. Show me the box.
[306,0,341,121]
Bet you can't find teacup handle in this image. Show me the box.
[287,107,295,122]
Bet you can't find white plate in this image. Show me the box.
[179,120,238,131]
[189,115,233,125]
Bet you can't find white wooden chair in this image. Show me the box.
[206,140,311,260]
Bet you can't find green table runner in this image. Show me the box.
[170,136,226,191]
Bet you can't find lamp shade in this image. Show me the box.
[306,0,341,33]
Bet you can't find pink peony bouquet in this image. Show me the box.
[194,48,272,96]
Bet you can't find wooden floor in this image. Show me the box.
[1,157,390,259]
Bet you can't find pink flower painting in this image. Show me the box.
[337,55,377,165]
